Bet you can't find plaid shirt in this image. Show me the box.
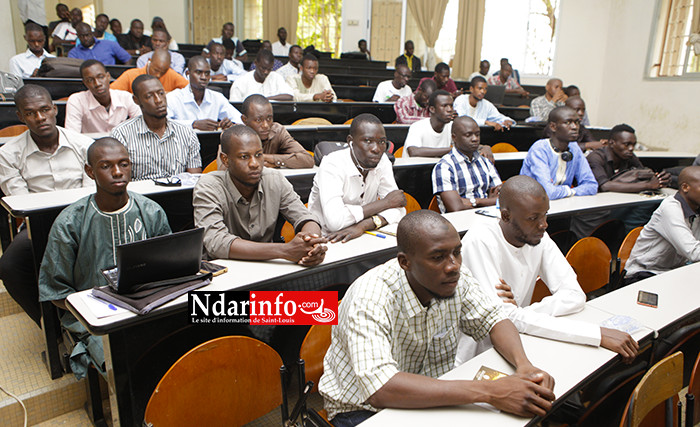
[432,147,502,213]
[488,74,522,90]
[394,93,430,124]
[318,258,506,420]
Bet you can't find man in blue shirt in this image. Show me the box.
[520,106,598,200]
[68,22,131,65]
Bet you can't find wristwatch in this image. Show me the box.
[469,196,477,208]
[371,215,382,230]
[135,49,140,55]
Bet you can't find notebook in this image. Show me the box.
[101,228,204,295]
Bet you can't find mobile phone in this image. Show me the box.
[200,261,228,277]
[637,290,658,308]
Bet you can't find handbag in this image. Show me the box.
[609,167,655,183]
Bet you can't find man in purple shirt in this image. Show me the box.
[69,22,131,65]
[419,62,461,98]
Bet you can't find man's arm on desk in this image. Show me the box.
[406,146,451,158]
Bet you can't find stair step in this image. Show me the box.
[0,312,87,425]
[0,281,22,318]
[33,407,93,426]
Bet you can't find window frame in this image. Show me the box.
[644,0,700,80]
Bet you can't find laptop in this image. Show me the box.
[101,228,204,294]
[484,84,506,105]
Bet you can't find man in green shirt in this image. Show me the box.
[38,137,171,378]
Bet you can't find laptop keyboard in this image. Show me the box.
[101,268,119,290]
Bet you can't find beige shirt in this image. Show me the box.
[65,89,141,134]
[193,169,318,259]
[0,127,92,195]
[286,74,337,102]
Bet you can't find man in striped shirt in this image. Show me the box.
[111,74,202,180]
[432,116,502,213]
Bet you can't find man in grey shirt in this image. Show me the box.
[625,166,700,284]
[193,125,327,265]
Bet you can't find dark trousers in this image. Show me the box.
[331,410,375,427]
[0,229,41,326]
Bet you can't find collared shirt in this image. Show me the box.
[286,74,337,102]
[586,146,644,189]
[318,258,506,419]
[395,54,421,73]
[0,127,92,195]
[208,58,246,81]
[110,116,201,180]
[403,118,453,158]
[271,41,290,57]
[432,147,502,213]
[9,49,54,78]
[136,50,187,75]
[393,93,429,124]
[488,74,522,90]
[65,89,141,133]
[167,85,243,128]
[110,66,189,93]
[372,80,412,103]
[228,70,293,102]
[529,95,565,121]
[276,62,300,80]
[626,192,700,276]
[52,21,77,41]
[308,148,405,233]
[67,39,131,65]
[193,169,317,259]
[419,76,458,93]
[453,95,514,126]
[457,220,599,364]
[520,138,598,200]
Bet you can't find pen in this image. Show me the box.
[364,231,386,239]
[87,294,118,311]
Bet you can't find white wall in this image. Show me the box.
[340,0,370,53]
[2,0,20,70]
[102,0,189,44]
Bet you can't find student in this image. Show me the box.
[193,125,327,264]
[91,14,116,42]
[372,64,412,102]
[458,175,638,364]
[48,4,70,43]
[564,84,590,126]
[358,39,371,60]
[111,49,188,93]
[468,59,490,82]
[249,40,285,71]
[207,42,246,82]
[39,138,171,378]
[419,62,461,98]
[277,45,303,80]
[403,90,454,158]
[111,75,202,179]
[51,7,81,49]
[492,58,521,84]
[287,54,337,102]
[229,49,293,102]
[145,17,179,51]
[529,78,567,121]
[116,19,152,56]
[65,60,140,133]
[109,18,122,37]
[393,79,436,124]
[136,28,186,75]
[395,40,422,73]
[223,95,313,169]
[488,63,529,97]
[432,116,502,213]
[0,85,93,326]
[520,106,598,200]
[167,56,242,130]
[206,22,247,61]
[271,27,291,56]
[319,210,556,426]
[543,96,604,152]
[308,114,406,241]
[453,76,515,131]
[10,22,54,78]
[68,23,131,65]
[625,166,700,283]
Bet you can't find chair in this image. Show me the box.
[298,321,334,424]
[590,219,626,257]
[404,193,422,213]
[394,146,404,158]
[548,229,577,255]
[618,227,643,274]
[281,203,308,243]
[619,351,683,427]
[491,142,518,153]
[143,336,283,427]
[343,118,354,125]
[0,124,28,137]
[529,278,551,304]
[202,159,218,174]
[565,237,612,296]
[428,195,440,213]
[291,117,332,126]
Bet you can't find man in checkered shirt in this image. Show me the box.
[319,210,556,426]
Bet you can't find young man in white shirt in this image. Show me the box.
[403,90,454,157]
[458,175,639,364]
[10,22,54,78]
[453,76,515,131]
[207,42,245,82]
[277,45,303,80]
[308,113,407,242]
[229,49,293,102]
[372,64,413,102]
[271,27,291,57]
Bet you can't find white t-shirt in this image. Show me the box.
[402,118,453,157]
[372,80,413,103]
[228,70,294,102]
[272,41,291,57]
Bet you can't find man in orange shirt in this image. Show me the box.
[110,49,187,93]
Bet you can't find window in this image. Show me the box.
[297,0,343,57]
[243,0,263,40]
[480,0,559,75]
[648,0,698,77]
